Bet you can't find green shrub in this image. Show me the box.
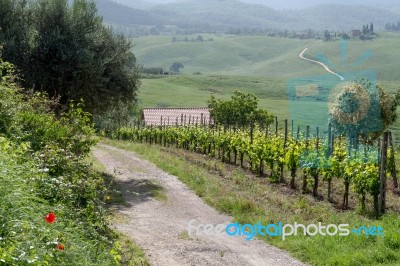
[0,60,129,265]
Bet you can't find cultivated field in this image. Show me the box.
[134,33,400,138]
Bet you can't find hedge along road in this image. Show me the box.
[299,41,345,81]
[93,144,305,266]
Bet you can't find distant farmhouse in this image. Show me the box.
[350,29,361,37]
[142,107,213,126]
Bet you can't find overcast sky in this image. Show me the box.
[138,0,400,10]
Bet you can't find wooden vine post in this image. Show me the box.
[302,125,310,194]
[388,131,398,189]
[250,116,254,170]
[280,119,288,182]
[379,131,389,216]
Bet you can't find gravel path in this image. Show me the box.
[93,144,306,266]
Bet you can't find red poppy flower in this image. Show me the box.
[57,243,64,250]
[45,212,56,223]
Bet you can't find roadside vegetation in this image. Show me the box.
[0,56,147,264]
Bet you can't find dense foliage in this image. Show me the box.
[208,90,274,129]
[0,59,128,264]
[0,0,140,114]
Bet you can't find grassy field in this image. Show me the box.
[132,35,324,77]
[134,33,400,137]
[133,33,400,84]
[103,138,400,266]
[137,75,289,117]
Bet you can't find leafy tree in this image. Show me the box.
[342,33,350,40]
[170,62,184,73]
[0,0,32,75]
[0,0,140,114]
[208,90,274,129]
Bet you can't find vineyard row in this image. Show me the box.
[112,123,398,216]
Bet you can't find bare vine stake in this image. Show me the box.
[280,119,288,182]
[164,119,167,147]
[379,131,389,216]
[291,120,294,138]
[389,132,398,189]
[327,132,335,202]
[297,125,300,140]
[313,126,320,197]
[250,118,254,170]
[302,125,310,194]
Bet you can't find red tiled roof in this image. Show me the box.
[142,107,213,126]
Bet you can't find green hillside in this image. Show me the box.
[133,35,324,77]
[135,33,400,136]
[134,33,400,86]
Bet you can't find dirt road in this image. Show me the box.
[93,144,306,266]
[299,41,344,81]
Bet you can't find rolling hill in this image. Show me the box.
[134,33,400,133]
[133,35,324,77]
[133,33,400,85]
